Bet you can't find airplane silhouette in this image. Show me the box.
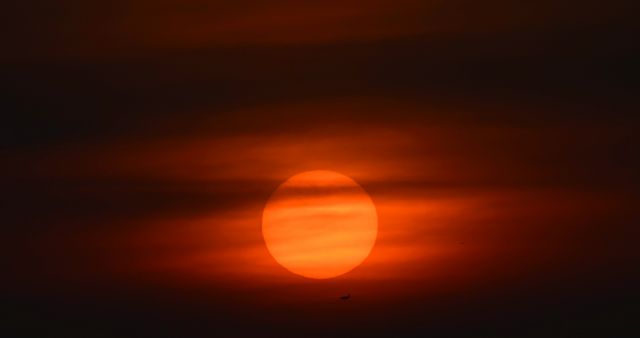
[340,293,351,300]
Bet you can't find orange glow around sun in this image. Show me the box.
[262,170,378,279]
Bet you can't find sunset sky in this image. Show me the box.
[3,1,639,337]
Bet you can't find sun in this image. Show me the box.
[262,170,378,279]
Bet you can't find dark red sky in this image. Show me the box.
[2,1,639,337]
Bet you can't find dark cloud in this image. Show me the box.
[2,1,639,337]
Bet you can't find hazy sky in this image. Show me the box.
[2,1,638,337]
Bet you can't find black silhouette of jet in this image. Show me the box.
[340,294,351,300]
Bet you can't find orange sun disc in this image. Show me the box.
[262,170,378,279]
